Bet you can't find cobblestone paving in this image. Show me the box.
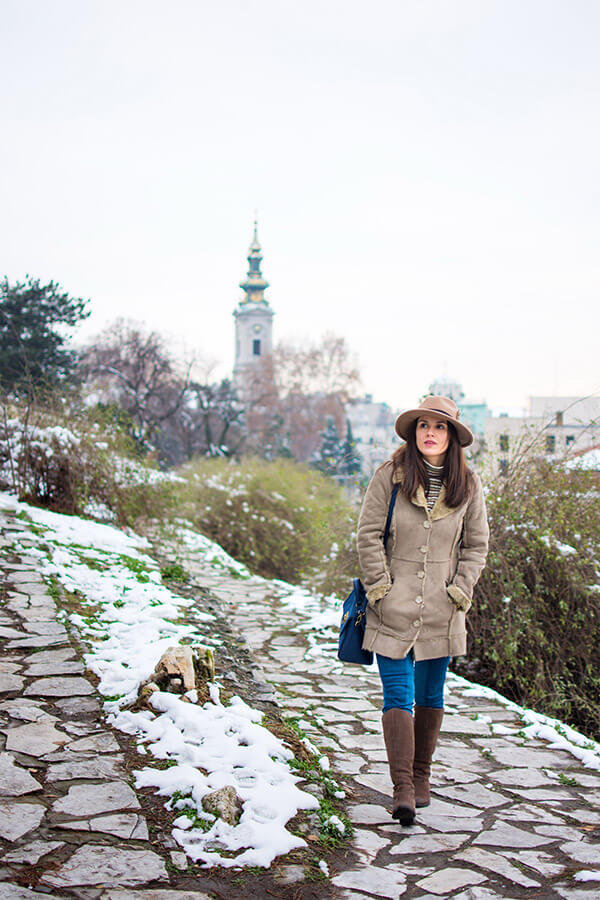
[175,545,600,900]
[0,500,599,900]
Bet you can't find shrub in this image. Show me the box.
[458,456,600,740]
[172,456,358,585]
[0,398,176,526]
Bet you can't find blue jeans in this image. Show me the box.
[377,651,450,714]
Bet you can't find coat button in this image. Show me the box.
[420,546,428,553]
[413,619,422,627]
[423,521,431,529]
[417,571,425,579]
[415,596,423,604]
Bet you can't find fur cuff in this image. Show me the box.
[447,583,472,612]
[367,581,391,604]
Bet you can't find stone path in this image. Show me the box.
[173,542,600,900]
[0,509,219,900]
[0,498,599,899]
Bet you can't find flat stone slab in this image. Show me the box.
[52,781,140,816]
[101,892,215,900]
[417,867,487,895]
[40,845,168,888]
[0,701,55,723]
[3,839,65,864]
[0,885,68,900]
[456,847,541,888]
[23,622,68,635]
[332,866,407,898]
[0,752,42,795]
[7,635,68,649]
[5,721,71,757]
[60,812,149,840]
[67,732,120,753]
[24,676,95,697]
[0,662,22,673]
[0,800,45,841]
[347,803,391,825]
[47,756,126,781]
[441,715,491,735]
[0,673,25,692]
[488,746,574,769]
[560,840,600,865]
[53,696,101,715]
[390,833,471,855]
[24,661,85,676]
[352,827,390,863]
[23,648,75,664]
[473,822,558,849]
[0,626,28,639]
[440,782,508,809]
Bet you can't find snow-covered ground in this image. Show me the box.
[0,494,318,868]
[2,490,600,872]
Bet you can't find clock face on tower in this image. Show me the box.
[252,324,262,334]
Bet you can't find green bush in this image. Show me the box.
[173,456,358,585]
[457,457,600,740]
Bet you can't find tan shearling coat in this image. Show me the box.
[357,460,489,660]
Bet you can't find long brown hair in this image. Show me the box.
[391,420,473,508]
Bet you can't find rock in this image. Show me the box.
[3,839,65,865]
[5,721,71,757]
[0,752,42,795]
[67,731,120,753]
[0,800,45,841]
[100,892,214,900]
[24,676,95,696]
[0,701,56,723]
[152,646,197,692]
[52,781,140,816]
[389,833,471,855]
[201,785,243,825]
[169,851,188,870]
[273,865,307,884]
[39,844,168,888]
[0,885,68,900]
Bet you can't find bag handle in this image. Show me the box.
[383,484,398,548]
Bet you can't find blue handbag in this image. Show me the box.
[337,485,398,665]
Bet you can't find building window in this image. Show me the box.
[566,435,575,447]
[499,459,508,476]
[253,339,261,356]
[545,434,556,453]
[499,434,509,452]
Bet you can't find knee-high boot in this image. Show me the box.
[413,706,444,808]
[382,708,415,826]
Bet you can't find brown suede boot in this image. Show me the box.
[382,708,416,826]
[413,706,444,808]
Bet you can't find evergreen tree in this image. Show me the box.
[338,418,362,478]
[0,276,89,396]
[311,416,342,476]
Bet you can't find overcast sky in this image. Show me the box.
[2,0,599,414]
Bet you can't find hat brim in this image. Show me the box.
[395,409,473,447]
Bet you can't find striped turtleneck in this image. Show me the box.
[424,460,444,510]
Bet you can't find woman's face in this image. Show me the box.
[415,416,450,465]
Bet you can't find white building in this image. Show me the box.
[346,395,398,477]
[484,396,600,476]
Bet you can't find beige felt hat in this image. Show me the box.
[395,395,473,447]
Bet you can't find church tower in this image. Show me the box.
[233,222,275,387]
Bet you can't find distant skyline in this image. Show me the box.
[1,0,599,414]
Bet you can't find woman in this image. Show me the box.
[357,395,489,826]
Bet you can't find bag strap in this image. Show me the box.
[383,484,398,548]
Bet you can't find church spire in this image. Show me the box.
[239,220,270,304]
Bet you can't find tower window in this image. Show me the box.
[499,434,509,452]
[545,434,556,453]
[253,339,261,356]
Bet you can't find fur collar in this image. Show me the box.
[391,465,454,521]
